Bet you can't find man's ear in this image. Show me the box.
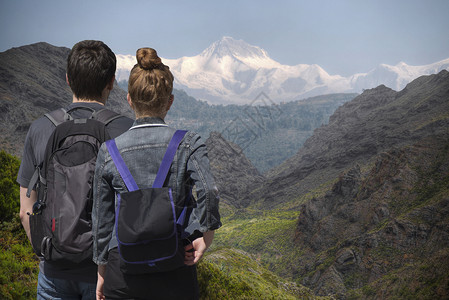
[66,74,70,86]
[107,75,115,90]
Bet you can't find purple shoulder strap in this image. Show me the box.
[152,130,187,188]
[105,130,188,191]
[105,139,139,192]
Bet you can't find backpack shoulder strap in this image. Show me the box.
[26,167,40,197]
[105,139,139,192]
[105,130,188,191]
[92,108,122,125]
[29,108,69,194]
[153,130,189,227]
[153,130,188,188]
[44,108,71,126]
[46,107,122,126]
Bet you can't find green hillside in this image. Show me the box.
[198,248,333,299]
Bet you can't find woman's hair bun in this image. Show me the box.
[136,48,163,70]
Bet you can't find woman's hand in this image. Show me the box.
[96,265,106,300]
[184,231,215,266]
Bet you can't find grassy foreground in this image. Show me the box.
[0,151,314,299]
[0,217,312,300]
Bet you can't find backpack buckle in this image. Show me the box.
[41,236,52,261]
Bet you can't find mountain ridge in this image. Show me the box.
[116,37,449,105]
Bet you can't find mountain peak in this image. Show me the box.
[202,36,269,60]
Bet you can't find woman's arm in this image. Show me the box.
[92,145,116,265]
[183,134,221,265]
[96,265,106,300]
[186,135,222,233]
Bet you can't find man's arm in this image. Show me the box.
[19,186,35,243]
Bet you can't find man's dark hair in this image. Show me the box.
[67,40,116,100]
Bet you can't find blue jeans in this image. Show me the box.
[37,271,96,300]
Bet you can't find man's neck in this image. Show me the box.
[72,96,105,106]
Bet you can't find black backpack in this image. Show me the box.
[27,107,121,266]
[105,130,191,274]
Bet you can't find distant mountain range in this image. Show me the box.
[116,36,449,105]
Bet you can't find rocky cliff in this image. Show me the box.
[295,135,449,298]
[253,70,449,210]
[0,42,133,157]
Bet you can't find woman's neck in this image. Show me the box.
[135,112,167,120]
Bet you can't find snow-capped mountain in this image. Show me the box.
[116,37,449,105]
[349,59,449,92]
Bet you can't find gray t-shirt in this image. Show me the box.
[17,102,133,283]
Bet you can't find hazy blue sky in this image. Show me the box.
[1,0,448,76]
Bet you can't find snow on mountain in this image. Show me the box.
[349,59,449,92]
[115,54,135,85]
[116,37,449,105]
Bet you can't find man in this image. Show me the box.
[17,40,133,299]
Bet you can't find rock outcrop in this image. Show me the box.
[206,132,264,212]
[295,136,449,298]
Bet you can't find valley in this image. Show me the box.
[208,70,449,298]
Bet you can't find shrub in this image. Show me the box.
[0,150,21,222]
[0,219,39,299]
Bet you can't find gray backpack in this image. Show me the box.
[28,107,120,267]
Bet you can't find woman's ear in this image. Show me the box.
[167,94,174,111]
[127,93,133,108]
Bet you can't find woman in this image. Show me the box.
[92,48,221,299]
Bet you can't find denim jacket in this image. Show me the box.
[92,117,221,265]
